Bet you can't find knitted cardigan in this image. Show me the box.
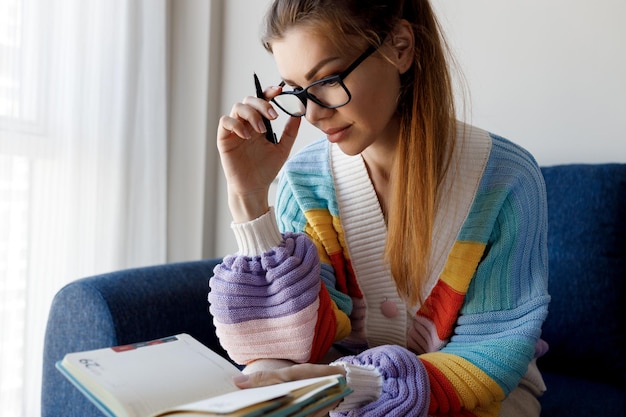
[208,123,550,416]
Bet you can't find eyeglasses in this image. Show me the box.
[271,42,381,117]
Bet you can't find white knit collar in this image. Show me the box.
[329,122,492,320]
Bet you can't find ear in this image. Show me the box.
[389,19,414,75]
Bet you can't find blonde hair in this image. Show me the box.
[263,0,457,306]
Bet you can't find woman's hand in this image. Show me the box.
[234,363,347,417]
[217,84,301,223]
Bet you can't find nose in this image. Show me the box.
[304,99,333,124]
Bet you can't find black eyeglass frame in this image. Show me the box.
[271,41,381,117]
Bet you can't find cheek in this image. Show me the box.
[352,70,400,125]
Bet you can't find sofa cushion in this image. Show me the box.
[540,372,625,417]
[539,164,626,388]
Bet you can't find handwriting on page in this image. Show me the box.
[79,358,100,369]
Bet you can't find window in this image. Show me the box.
[1,1,170,414]
[0,155,29,415]
[0,0,45,414]
[1,0,44,125]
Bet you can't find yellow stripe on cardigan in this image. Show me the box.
[331,300,351,341]
[299,209,352,342]
[440,241,486,293]
[303,209,348,262]
[422,351,505,410]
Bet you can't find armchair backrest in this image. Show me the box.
[41,164,626,416]
[538,163,626,388]
[41,259,224,417]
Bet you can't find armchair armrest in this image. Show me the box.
[42,258,224,417]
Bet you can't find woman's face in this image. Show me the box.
[271,27,403,156]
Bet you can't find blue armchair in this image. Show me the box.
[42,163,626,417]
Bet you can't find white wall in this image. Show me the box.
[431,0,626,166]
[168,0,213,261]
[211,0,626,257]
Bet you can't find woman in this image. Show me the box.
[210,0,550,415]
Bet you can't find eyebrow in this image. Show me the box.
[281,55,343,86]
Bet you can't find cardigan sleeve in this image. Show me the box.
[414,138,550,416]
[208,208,346,365]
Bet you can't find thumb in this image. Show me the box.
[232,370,285,389]
[232,373,253,388]
[278,116,301,150]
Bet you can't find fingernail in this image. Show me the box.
[268,108,278,119]
[257,121,267,133]
[232,374,249,384]
[243,129,252,139]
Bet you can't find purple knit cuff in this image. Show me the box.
[330,345,430,417]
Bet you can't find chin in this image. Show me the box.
[335,142,364,157]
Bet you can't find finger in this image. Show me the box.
[279,364,324,380]
[262,84,283,100]
[271,363,344,383]
[239,97,279,132]
[233,370,285,389]
[218,114,252,140]
[277,115,301,149]
[242,96,278,120]
[226,101,274,138]
[234,364,318,389]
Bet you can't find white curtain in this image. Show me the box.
[0,0,168,415]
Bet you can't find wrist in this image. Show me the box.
[228,190,269,223]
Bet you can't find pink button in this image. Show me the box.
[380,299,399,318]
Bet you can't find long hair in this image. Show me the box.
[263,0,457,306]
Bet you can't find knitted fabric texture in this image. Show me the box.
[209,123,550,416]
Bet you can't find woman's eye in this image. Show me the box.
[317,78,340,87]
[284,86,303,93]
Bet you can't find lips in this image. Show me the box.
[323,125,350,143]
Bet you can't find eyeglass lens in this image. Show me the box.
[272,79,350,117]
[271,40,381,117]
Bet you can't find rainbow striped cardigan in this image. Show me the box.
[209,124,550,416]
